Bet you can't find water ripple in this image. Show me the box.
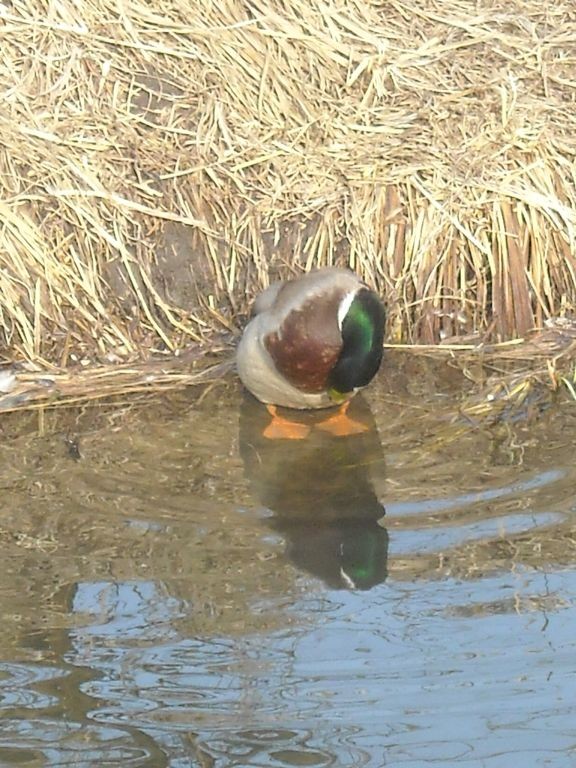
[0,719,160,767]
[0,663,63,710]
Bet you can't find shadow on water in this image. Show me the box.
[1,354,576,765]
[239,394,388,590]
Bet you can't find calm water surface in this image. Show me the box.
[0,356,575,767]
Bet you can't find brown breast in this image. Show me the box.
[264,293,343,393]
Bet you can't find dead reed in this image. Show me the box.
[0,0,575,371]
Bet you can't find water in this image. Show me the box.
[0,355,575,767]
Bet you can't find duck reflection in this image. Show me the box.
[239,394,388,590]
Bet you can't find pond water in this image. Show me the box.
[0,353,575,767]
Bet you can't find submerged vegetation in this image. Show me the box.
[0,0,575,408]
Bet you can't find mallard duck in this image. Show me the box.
[237,268,385,410]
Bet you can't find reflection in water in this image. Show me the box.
[239,394,388,590]
[0,582,167,767]
[1,378,576,766]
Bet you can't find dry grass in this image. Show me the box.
[0,322,574,415]
[1,0,576,370]
[0,348,234,412]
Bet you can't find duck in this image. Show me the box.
[236,267,386,412]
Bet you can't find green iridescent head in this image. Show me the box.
[328,288,385,398]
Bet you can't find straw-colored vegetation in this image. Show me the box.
[1,0,576,383]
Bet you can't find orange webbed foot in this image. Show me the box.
[262,405,312,440]
[315,401,370,437]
